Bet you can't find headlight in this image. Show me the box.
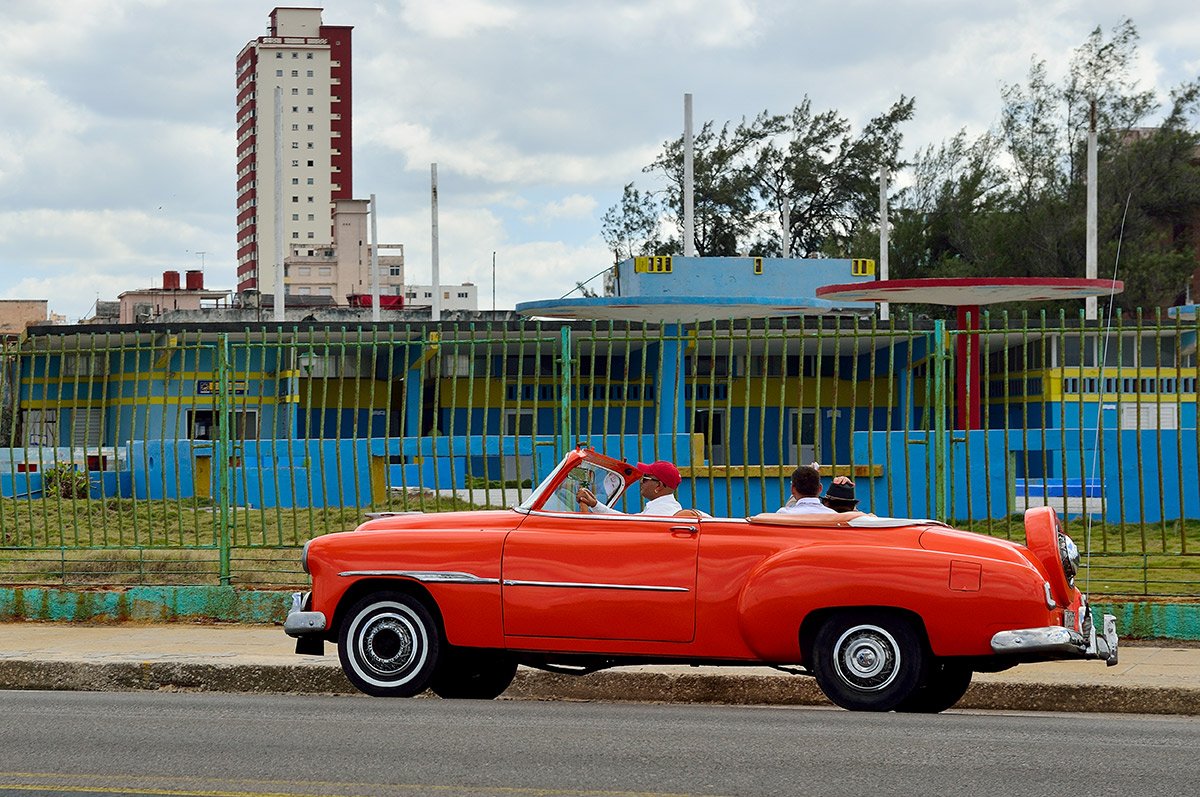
[301,539,313,575]
[1057,532,1080,582]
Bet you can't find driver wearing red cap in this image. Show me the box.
[577,460,683,516]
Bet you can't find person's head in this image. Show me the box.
[637,460,681,500]
[821,480,859,512]
[790,465,822,499]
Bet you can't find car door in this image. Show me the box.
[501,512,700,643]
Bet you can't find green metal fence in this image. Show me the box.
[1,312,1197,595]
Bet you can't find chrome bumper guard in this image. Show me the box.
[990,611,1119,666]
[284,591,327,638]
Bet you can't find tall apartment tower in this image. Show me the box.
[235,7,352,294]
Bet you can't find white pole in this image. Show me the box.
[273,86,285,322]
[370,193,381,322]
[1086,100,1098,321]
[879,168,890,322]
[431,163,441,322]
[683,93,695,258]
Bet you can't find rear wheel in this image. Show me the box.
[431,647,518,699]
[811,611,926,712]
[894,659,973,713]
[338,591,440,697]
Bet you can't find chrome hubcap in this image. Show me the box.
[834,624,900,692]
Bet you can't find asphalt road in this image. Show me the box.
[2,692,1199,797]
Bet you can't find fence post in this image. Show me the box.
[216,334,232,586]
[559,326,572,459]
[933,320,948,522]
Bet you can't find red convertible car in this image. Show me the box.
[286,445,1117,712]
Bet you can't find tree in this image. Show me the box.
[600,183,665,263]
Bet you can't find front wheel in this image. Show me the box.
[811,611,926,712]
[338,591,440,697]
[431,647,518,699]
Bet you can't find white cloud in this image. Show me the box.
[3,0,1200,323]
[400,0,519,38]
[521,194,599,225]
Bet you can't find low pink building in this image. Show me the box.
[118,271,231,324]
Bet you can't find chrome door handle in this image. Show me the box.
[669,525,698,535]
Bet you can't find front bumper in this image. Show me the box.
[991,611,1119,666]
[284,592,328,655]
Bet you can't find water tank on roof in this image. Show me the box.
[185,270,204,290]
[163,271,181,290]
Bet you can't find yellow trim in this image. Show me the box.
[19,396,282,409]
[681,464,882,479]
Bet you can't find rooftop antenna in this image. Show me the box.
[879,167,890,322]
[683,93,695,258]
[430,163,441,322]
[1086,99,1098,321]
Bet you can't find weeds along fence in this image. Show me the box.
[1,312,1198,594]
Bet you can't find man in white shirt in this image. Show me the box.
[778,464,835,514]
[577,460,683,516]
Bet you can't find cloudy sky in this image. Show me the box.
[1,0,1197,321]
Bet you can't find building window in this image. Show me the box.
[306,160,314,166]
[306,88,314,95]
[458,292,468,298]
[306,232,314,238]
[307,196,314,202]
[291,142,299,149]
[291,70,298,77]
[275,69,283,77]
[306,142,314,149]
[291,178,299,185]
[276,53,282,59]
[307,214,315,221]
[306,177,314,184]
[298,267,311,276]
[319,267,332,276]
[292,232,299,238]
[292,52,298,59]
[292,196,299,203]
[292,214,299,221]
[291,88,299,95]
[291,159,299,166]
[306,106,314,112]
[291,123,299,130]
[306,124,314,131]
[306,70,313,77]
[307,52,313,59]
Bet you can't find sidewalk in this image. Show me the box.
[2,622,1199,714]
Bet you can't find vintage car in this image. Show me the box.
[286,445,1117,712]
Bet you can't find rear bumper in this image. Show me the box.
[991,612,1118,665]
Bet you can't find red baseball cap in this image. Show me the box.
[636,460,681,489]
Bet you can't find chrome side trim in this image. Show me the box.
[1043,582,1056,609]
[502,579,688,593]
[338,570,500,585]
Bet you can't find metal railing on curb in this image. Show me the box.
[1,311,1196,594]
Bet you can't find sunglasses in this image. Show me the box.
[640,475,661,483]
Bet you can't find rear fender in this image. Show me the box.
[736,545,1051,660]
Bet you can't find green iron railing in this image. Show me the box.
[1,312,1197,594]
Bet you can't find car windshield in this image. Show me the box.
[524,458,627,513]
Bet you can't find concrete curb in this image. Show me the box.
[3,661,1198,715]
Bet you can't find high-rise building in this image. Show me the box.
[235,7,353,294]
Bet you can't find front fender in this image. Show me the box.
[736,544,1053,660]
